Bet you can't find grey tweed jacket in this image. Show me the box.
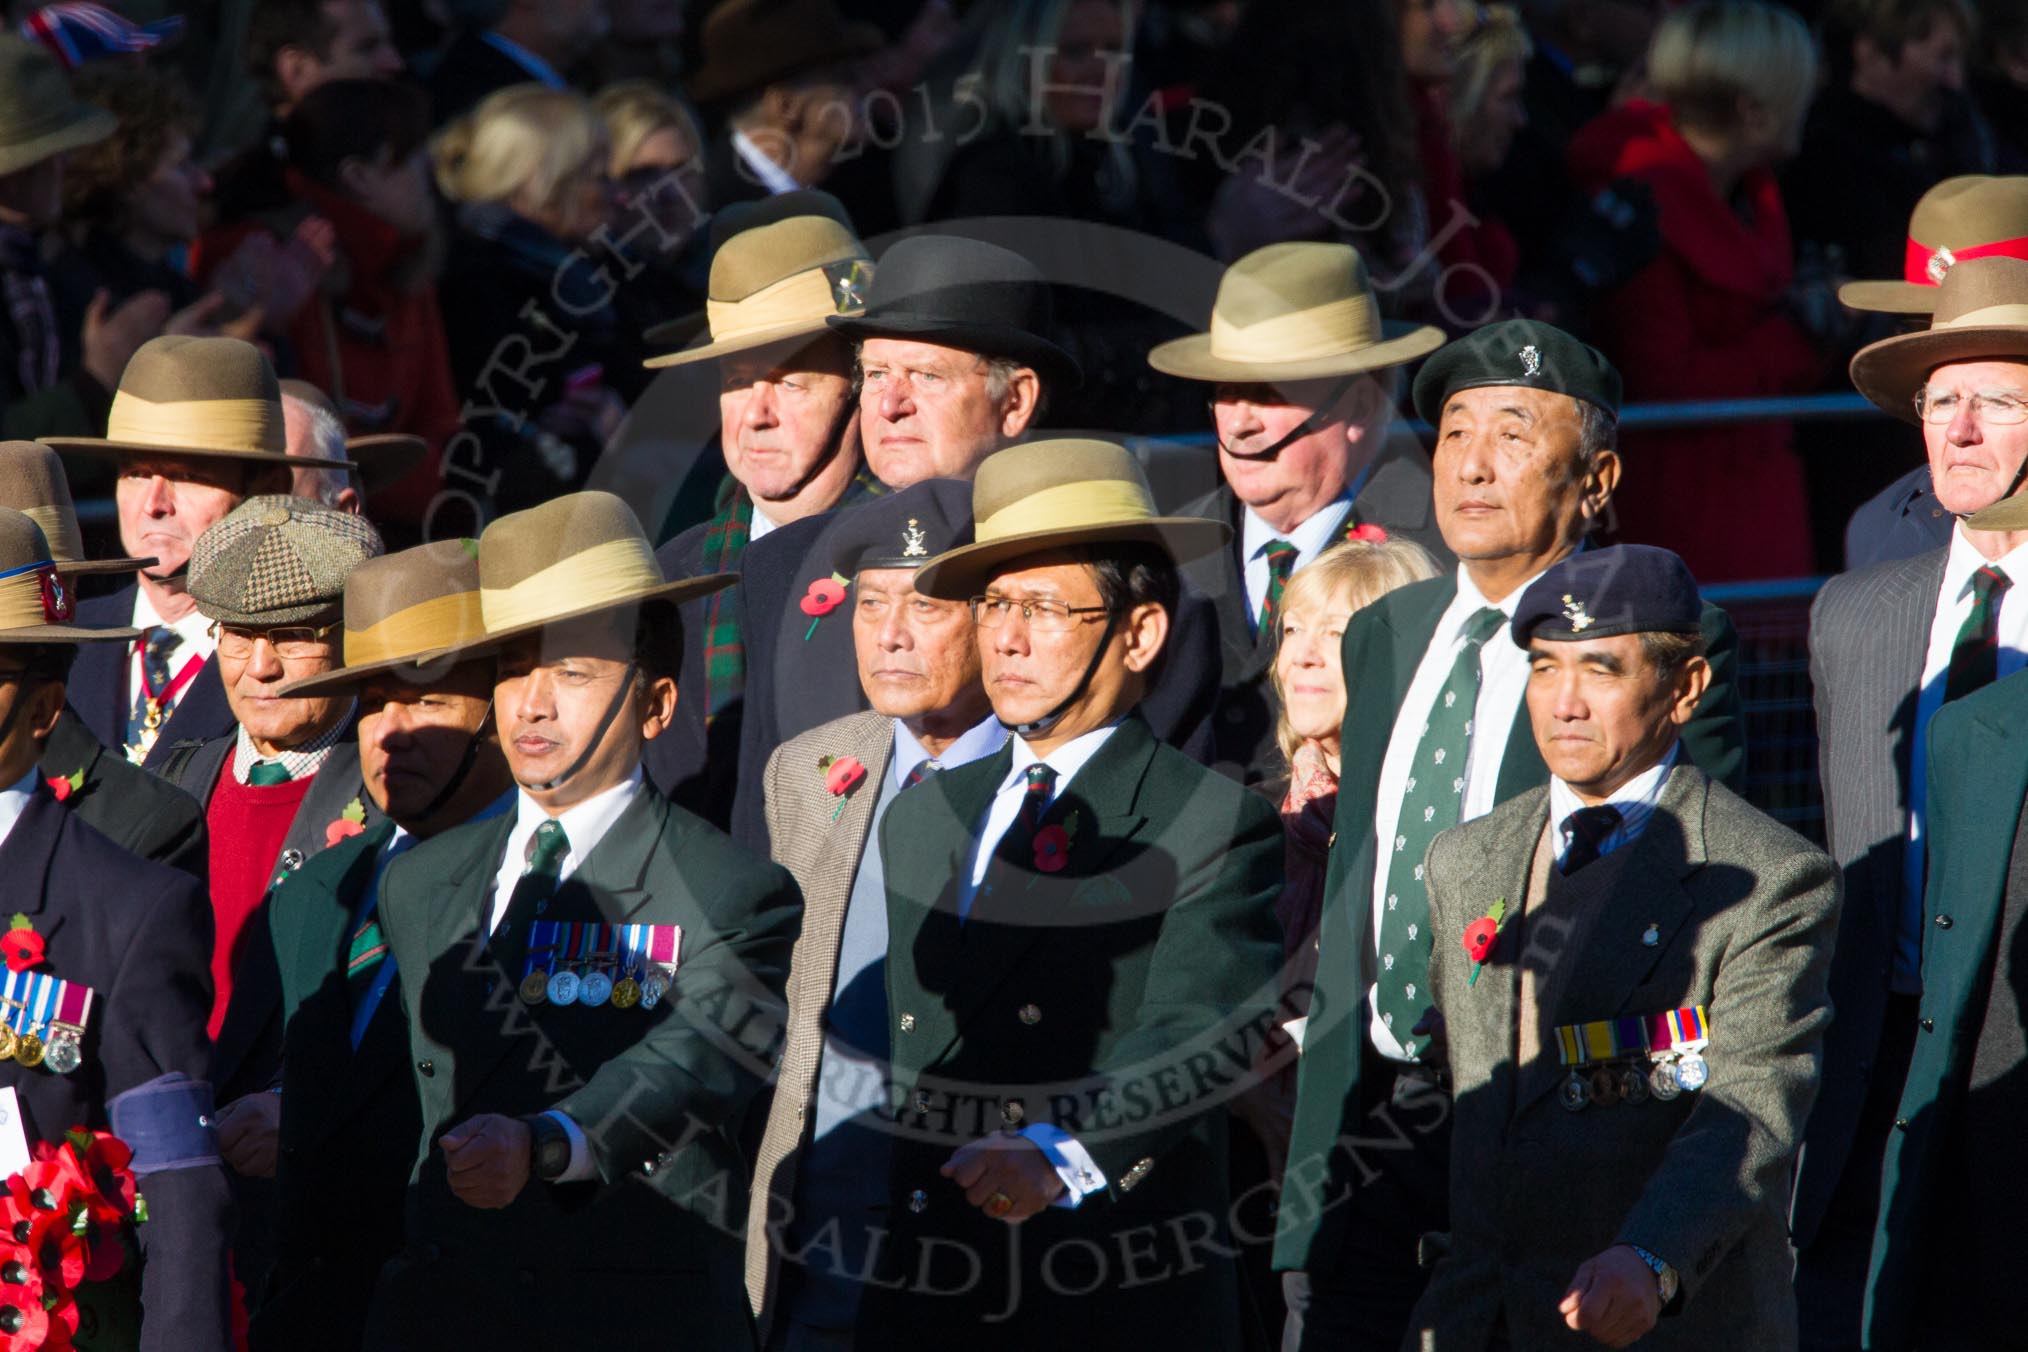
[746,710,896,1334]
[1407,762,1839,1351]
[1792,546,1944,1246]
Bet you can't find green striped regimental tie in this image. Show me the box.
[1374,606,1506,1058]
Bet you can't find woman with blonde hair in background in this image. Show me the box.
[594,80,712,356]
[432,83,625,517]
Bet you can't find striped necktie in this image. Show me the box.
[1945,564,2012,704]
[1258,539,1298,636]
[1559,804,1623,875]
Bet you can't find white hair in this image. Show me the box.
[284,395,361,508]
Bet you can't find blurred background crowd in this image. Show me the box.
[0,0,2015,580]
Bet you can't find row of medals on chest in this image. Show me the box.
[0,1002,85,1075]
[1561,1046,1709,1111]
[517,954,669,1011]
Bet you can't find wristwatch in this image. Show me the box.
[1628,1244,1680,1305]
[521,1113,572,1182]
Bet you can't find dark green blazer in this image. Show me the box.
[872,715,1284,1348]
[363,782,801,1351]
[255,821,421,1352]
[1274,573,1748,1273]
[1865,672,2028,1347]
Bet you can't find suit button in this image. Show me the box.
[1921,1018,1935,1032]
[1018,1004,1042,1025]
[279,848,305,871]
[1935,915,1954,930]
[899,1013,915,1033]
[1002,1100,1025,1126]
[484,980,496,996]
[908,1189,928,1214]
[913,1090,931,1113]
[417,1059,434,1077]
[1894,1118,1910,1131]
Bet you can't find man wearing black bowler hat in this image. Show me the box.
[1407,544,1836,1352]
[1275,319,1749,1351]
[728,235,1223,850]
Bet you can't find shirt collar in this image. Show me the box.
[1945,520,2028,598]
[513,766,644,865]
[891,713,1008,790]
[1000,720,1122,796]
[232,712,349,784]
[749,506,780,542]
[1239,490,1357,567]
[131,586,217,658]
[0,767,39,850]
[1549,742,1678,827]
[479,30,566,87]
[1454,559,1555,626]
[731,127,802,196]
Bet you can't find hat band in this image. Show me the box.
[18,504,82,565]
[1208,292,1382,367]
[345,590,487,669]
[976,479,1156,544]
[1940,301,2028,329]
[1905,235,2028,285]
[0,558,69,629]
[706,262,860,348]
[481,537,666,634]
[105,391,285,454]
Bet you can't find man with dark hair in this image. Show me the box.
[1276,319,1747,1352]
[1788,0,1993,289]
[865,437,1282,1347]
[426,0,609,123]
[1407,544,1836,1351]
[362,491,800,1349]
[245,0,403,120]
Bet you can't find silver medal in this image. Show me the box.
[546,969,582,1005]
[579,971,613,1007]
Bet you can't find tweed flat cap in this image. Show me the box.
[188,495,384,627]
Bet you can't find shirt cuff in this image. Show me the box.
[1020,1123,1105,1208]
[545,1110,597,1182]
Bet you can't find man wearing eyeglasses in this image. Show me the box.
[864,438,1282,1348]
[1149,241,1454,784]
[152,494,383,1303]
[1797,255,2028,1348]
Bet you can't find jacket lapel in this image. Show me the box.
[799,716,898,1013]
[1453,795,1543,1092]
[886,745,1005,1061]
[0,790,70,947]
[1515,765,1708,1117]
[1930,688,2028,1000]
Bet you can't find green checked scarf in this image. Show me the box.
[697,467,889,726]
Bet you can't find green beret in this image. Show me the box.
[1412,318,1623,426]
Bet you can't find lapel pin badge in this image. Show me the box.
[1641,922,1660,947]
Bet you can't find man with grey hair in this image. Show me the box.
[1275,319,1749,1352]
[283,390,363,514]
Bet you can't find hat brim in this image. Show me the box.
[42,436,316,467]
[346,435,428,497]
[0,621,141,644]
[1849,325,2028,419]
[195,600,343,629]
[914,519,1231,602]
[827,314,1083,389]
[642,310,710,352]
[1838,279,1938,316]
[274,640,494,700]
[459,572,740,656]
[1146,321,1446,383]
[685,21,885,105]
[644,315,842,369]
[55,554,157,577]
[0,104,115,178]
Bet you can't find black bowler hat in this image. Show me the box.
[1511,545,1702,648]
[829,479,975,576]
[1413,318,1622,426]
[828,236,1082,388]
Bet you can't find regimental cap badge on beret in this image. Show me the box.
[1561,593,1594,631]
[1927,245,1958,284]
[902,518,927,558]
[830,258,871,313]
[1511,545,1703,647]
[1520,344,1543,377]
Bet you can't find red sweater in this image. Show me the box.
[203,756,314,1038]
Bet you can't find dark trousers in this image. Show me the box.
[1281,1055,1451,1352]
[1795,993,1920,1352]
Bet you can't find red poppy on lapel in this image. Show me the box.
[1348,523,1388,544]
[1,918,43,974]
[1462,897,1508,986]
[325,797,368,847]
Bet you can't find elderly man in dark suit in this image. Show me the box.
[0,505,232,1351]
[362,492,801,1350]
[43,335,309,767]
[862,438,1282,1348]
[1150,241,1453,783]
[745,479,1003,1348]
[729,236,1224,850]
[645,192,881,826]
[1794,256,2028,1349]
[1277,320,1748,1352]
[249,540,514,1352]
[1866,485,2028,1344]
[0,440,206,873]
[1409,545,1837,1351]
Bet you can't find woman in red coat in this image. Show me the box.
[1567,0,1826,582]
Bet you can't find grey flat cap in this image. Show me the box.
[189,495,384,627]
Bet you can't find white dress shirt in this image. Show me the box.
[486,769,645,1183]
[1367,563,1545,1059]
[1547,744,1678,869]
[1239,493,1356,637]
[1899,526,2028,990]
[731,128,801,196]
[127,586,216,714]
[0,767,38,848]
[748,506,779,543]
[959,721,1120,1207]
[890,714,1007,790]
